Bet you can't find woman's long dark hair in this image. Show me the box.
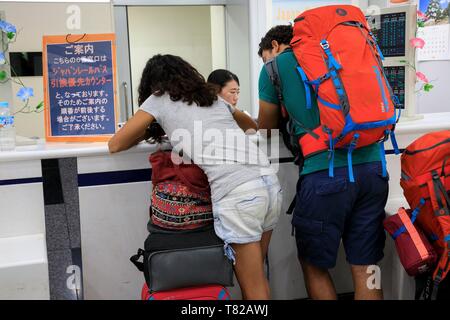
[138,54,218,143]
[138,54,217,107]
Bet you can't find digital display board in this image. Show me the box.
[384,66,406,110]
[367,12,407,57]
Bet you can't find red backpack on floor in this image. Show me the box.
[141,283,231,300]
[400,130,450,292]
[290,5,400,181]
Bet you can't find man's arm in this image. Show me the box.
[230,107,257,133]
[258,100,280,137]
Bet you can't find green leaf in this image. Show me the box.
[399,59,408,64]
[0,70,7,81]
[417,21,425,28]
[6,32,15,40]
[424,84,434,92]
[36,101,44,110]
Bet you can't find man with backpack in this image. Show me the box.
[257,19,392,300]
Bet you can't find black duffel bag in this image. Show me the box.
[130,222,234,292]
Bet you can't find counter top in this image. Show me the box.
[395,112,450,134]
[1,112,449,162]
[0,140,161,162]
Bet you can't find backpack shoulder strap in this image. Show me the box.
[264,55,320,141]
[264,57,285,108]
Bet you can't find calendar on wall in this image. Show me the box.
[417,24,450,61]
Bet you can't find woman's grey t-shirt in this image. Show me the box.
[139,93,273,202]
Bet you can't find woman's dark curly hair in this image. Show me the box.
[138,54,218,107]
[258,25,293,57]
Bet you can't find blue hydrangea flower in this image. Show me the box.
[0,52,5,65]
[0,20,16,34]
[16,87,34,101]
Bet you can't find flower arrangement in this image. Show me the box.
[0,20,43,114]
[402,10,435,94]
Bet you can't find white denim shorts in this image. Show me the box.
[212,174,283,247]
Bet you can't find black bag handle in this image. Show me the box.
[130,249,145,272]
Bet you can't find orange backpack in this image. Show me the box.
[400,130,450,293]
[291,5,400,181]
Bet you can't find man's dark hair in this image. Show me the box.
[258,25,293,57]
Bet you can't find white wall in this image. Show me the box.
[210,5,227,70]
[127,6,218,108]
[1,2,114,138]
[417,61,450,114]
[225,0,252,113]
[248,0,271,117]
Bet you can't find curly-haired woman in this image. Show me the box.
[108,54,282,300]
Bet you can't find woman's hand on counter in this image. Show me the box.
[108,110,155,154]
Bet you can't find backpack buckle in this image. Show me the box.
[350,134,360,148]
[432,171,441,180]
[320,40,330,50]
